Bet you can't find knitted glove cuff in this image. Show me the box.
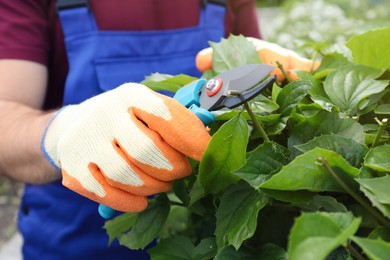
[40,106,69,170]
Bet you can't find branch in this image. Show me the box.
[318,157,390,229]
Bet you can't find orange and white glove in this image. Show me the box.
[196,37,321,82]
[41,83,210,212]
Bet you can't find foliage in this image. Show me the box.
[266,0,390,58]
[105,29,390,259]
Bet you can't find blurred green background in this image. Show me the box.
[257,0,390,57]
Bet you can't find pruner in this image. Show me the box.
[173,63,277,126]
[98,64,276,219]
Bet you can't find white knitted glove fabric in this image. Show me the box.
[41,83,210,212]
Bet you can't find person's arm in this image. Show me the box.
[0,59,60,183]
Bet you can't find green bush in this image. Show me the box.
[105,28,390,259]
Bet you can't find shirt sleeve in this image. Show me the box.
[0,0,50,65]
[226,0,261,39]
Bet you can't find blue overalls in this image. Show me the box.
[18,1,225,259]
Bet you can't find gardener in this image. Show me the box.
[0,0,261,258]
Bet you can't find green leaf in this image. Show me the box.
[276,80,311,116]
[288,212,361,260]
[288,110,365,157]
[215,181,268,249]
[295,134,369,167]
[297,72,326,110]
[309,91,334,112]
[214,245,257,260]
[323,64,388,115]
[250,95,279,114]
[261,189,315,204]
[172,179,190,206]
[141,73,197,92]
[192,237,217,260]
[356,175,390,205]
[300,195,348,213]
[346,28,390,70]
[359,90,389,116]
[358,186,390,219]
[260,148,360,192]
[147,235,194,260]
[210,34,261,74]
[265,120,286,136]
[118,194,170,250]
[213,110,241,121]
[272,83,283,101]
[257,243,288,260]
[188,178,205,207]
[199,113,249,194]
[255,113,281,123]
[364,144,390,172]
[305,67,333,111]
[296,102,323,117]
[352,236,390,260]
[159,206,189,239]
[316,52,351,72]
[368,227,390,242]
[103,213,137,245]
[234,142,290,189]
[215,110,281,125]
[375,104,390,115]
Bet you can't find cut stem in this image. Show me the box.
[227,90,270,142]
[276,61,292,83]
[243,102,270,142]
[372,117,388,147]
[318,157,390,229]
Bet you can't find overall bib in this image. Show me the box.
[18,1,225,259]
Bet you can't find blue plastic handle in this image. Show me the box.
[173,79,215,125]
[98,79,214,219]
[99,204,115,219]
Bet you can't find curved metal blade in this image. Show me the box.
[221,74,276,109]
[199,64,275,111]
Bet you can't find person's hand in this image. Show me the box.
[41,83,210,212]
[196,37,320,82]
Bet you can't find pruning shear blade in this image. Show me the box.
[199,64,276,111]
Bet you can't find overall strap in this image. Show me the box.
[56,0,97,37]
[199,0,226,28]
[56,0,226,36]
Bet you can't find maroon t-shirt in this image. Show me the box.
[0,0,260,109]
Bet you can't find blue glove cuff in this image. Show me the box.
[40,107,68,171]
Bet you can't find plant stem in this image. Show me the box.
[243,102,270,142]
[227,90,270,142]
[372,117,388,147]
[346,242,366,260]
[276,61,292,83]
[318,157,390,229]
